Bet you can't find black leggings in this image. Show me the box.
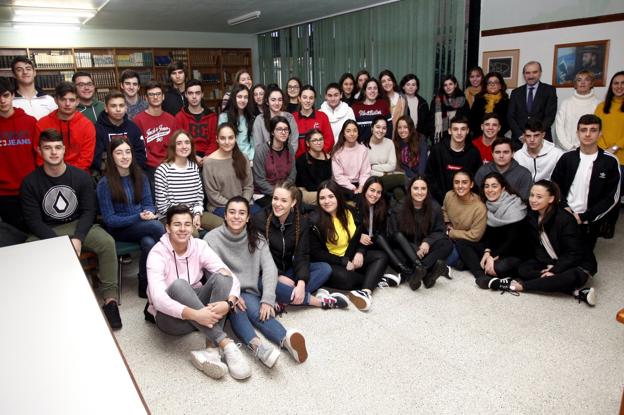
[517,259,588,293]
[326,249,388,291]
[455,239,522,280]
[387,232,453,271]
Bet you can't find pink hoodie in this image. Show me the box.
[146,233,240,318]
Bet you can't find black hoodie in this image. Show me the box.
[92,111,147,172]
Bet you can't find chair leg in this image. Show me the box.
[117,258,123,306]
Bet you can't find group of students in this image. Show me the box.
[0,55,622,381]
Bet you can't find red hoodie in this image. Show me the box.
[293,110,335,158]
[175,107,217,156]
[35,110,96,171]
[0,108,38,196]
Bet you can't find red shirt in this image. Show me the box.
[175,107,217,157]
[472,136,493,163]
[134,110,178,168]
[0,108,38,195]
[293,110,335,158]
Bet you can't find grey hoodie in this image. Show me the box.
[475,158,533,200]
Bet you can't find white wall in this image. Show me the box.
[481,0,624,31]
[479,1,624,103]
[0,27,259,77]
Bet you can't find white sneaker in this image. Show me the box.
[222,342,251,379]
[348,289,372,311]
[190,348,227,379]
[378,273,401,288]
[314,288,330,299]
[283,329,308,363]
[254,342,280,368]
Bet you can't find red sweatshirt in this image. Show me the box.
[0,108,38,195]
[175,107,217,157]
[134,110,178,168]
[35,110,95,172]
[293,110,335,158]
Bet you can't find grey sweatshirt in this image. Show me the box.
[204,225,277,306]
[474,159,533,201]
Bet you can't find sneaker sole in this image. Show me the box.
[191,355,228,379]
[348,292,370,311]
[287,332,308,363]
[585,288,596,306]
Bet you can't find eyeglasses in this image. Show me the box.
[287,85,300,90]
[486,80,501,85]
[309,137,324,143]
[275,128,290,134]
[147,92,163,97]
[76,82,94,88]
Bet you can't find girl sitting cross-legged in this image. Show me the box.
[204,196,308,368]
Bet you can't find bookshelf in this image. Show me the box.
[0,46,252,108]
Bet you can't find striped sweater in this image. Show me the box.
[154,160,205,218]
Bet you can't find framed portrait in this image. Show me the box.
[552,40,609,87]
[482,49,520,88]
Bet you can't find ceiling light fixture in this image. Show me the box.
[13,23,81,31]
[227,11,261,26]
[14,8,96,18]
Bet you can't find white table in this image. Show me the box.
[0,236,148,415]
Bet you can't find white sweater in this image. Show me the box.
[555,91,599,151]
[368,138,397,176]
[320,101,355,146]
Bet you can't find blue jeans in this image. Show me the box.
[229,291,287,346]
[212,204,262,218]
[446,244,461,268]
[275,262,332,305]
[108,219,165,278]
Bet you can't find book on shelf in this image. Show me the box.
[32,52,74,69]
[0,55,24,69]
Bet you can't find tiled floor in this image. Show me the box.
[114,219,624,414]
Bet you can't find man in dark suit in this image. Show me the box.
[508,61,557,149]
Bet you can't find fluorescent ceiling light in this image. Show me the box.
[13,15,82,24]
[13,23,81,31]
[227,11,261,26]
[14,8,95,18]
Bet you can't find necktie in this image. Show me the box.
[527,86,534,113]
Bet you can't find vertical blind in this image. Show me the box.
[257,0,468,101]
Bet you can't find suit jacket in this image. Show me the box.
[508,82,557,143]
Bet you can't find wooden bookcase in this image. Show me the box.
[0,46,252,110]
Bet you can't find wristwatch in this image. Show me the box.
[227,299,235,312]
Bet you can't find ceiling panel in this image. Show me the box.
[0,0,395,33]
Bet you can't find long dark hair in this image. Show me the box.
[263,86,285,132]
[225,196,260,253]
[360,176,387,234]
[105,137,144,204]
[532,180,561,232]
[250,83,267,116]
[466,66,485,90]
[316,180,351,244]
[379,69,400,93]
[357,77,384,103]
[400,175,433,241]
[269,115,290,149]
[223,84,254,143]
[479,172,519,202]
[217,122,248,181]
[437,75,463,98]
[338,72,356,97]
[604,70,624,114]
[392,115,422,168]
[331,119,359,157]
[265,180,302,251]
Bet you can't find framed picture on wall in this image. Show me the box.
[482,49,520,88]
[552,40,609,87]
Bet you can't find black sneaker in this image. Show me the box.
[377,273,401,288]
[102,301,122,330]
[138,275,148,299]
[575,287,596,306]
[423,260,450,289]
[408,266,427,290]
[496,278,520,296]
